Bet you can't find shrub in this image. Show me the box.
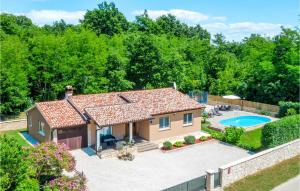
[163,141,173,150]
[262,115,300,148]
[199,136,207,141]
[184,135,196,144]
[44,172,87,191]
[29,142,75,184]
[0,135,36,191]
[224,127,245,144]
[286,108,297,116]
[259,110,270,116]
[173,141,184,147]
[15,178,39,191]
[278,101,300,117]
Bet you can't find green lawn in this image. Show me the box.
[224,155,300,191]
[238,128,263,151]
[0,129,30,147]
[202,122,263,152]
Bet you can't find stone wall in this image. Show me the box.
[0,119,27,131]
[219,139,300,187]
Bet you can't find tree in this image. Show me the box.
[126,35,162,89]
[105,54,133,91]
[0,136,37,191]
[81,1,128,36]
[0,36,30,115]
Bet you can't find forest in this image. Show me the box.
[0,2,299,116]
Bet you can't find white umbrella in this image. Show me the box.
[222,95,241,100]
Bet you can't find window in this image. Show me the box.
[39,121,45,136]
[100,126,112,137]
[159,117,170,129]
[28,117,32,128]
[183,113,193,125]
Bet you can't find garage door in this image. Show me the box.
[57,126,87,150]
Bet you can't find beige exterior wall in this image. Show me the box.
[87,121,97,146]
[89,109,201,143]
[136,120,150,140]
[27,107,52,143]
[148,109,201,141]
[112,123,126,139]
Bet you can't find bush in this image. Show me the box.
[173,141,184,147]
[262,115,300,148]
[184,135,196,144]
[278,101,300,117]
[15,178,39,191]
[259,110,270,116]
[0,135,36,191]
[29,142,75,184]
[163,141,173,150]
[224,127,245,144]
[199,136,207,141]
[286,108,297,116]
[44,172,87,191]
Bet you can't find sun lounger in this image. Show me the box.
[211,109,222,116]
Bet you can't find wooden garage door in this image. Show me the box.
[57,126,87,150]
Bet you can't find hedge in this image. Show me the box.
[278,101,300,117]
[262,115,300,148]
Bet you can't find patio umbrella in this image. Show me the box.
[222,95,241,100]
[222,95,242,114]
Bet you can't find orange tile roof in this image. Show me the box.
[85,103,152,127]
[69,93,127,113]
[36,100,85,129]
[33,88,204,128]
[120,88,203,115]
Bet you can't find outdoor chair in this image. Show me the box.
[214,107,223,115]
[211,109,222,116]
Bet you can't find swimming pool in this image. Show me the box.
[219,115,271,128]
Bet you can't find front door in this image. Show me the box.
[125,123,137,137]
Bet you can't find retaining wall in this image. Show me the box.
[0,119,27,131]
[219,139,300,187]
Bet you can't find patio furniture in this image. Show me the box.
[211,109,222,116]
[214,108,223,115]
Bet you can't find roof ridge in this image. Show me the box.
[70,87,174,98]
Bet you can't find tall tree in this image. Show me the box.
[81,2,129,36]
[0,36,30,115]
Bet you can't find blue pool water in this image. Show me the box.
[219,115,271,128]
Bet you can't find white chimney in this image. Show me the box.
[173,82,177,90]
[65,85,73,99]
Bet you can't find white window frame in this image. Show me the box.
[159,116,170,130]
[39,121,45,136]
[183,113,193,126]
[28,116,32,128]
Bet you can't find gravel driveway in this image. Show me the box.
[71,140,252,191]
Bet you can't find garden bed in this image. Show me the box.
[161,137,214,152]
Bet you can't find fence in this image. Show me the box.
[208,95,279,113]
[162,174,207,191]
[188,91,208,104]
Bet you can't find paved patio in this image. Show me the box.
[206,106,277,130]
[71,140,252,191]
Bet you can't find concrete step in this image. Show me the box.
[136,142,158,152]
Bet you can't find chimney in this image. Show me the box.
[173,82,177,90]
[65,85,73,99]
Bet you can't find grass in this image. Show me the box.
[0,129,30,147]
[238,128,263,151]
[202,121,263,151]
[224,155,300,191]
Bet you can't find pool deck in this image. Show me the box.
[206,105,277,131]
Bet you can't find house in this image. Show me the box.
[26,86,204,150]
